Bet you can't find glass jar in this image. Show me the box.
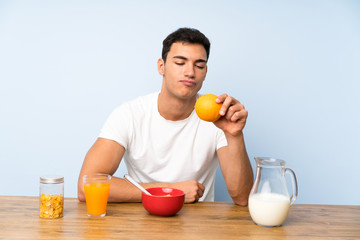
[39,175,64,219]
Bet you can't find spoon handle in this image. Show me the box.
[124,174,152,195]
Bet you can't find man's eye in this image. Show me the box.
[196,65,205,69]
[175,62,185,65]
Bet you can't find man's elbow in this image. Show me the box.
[229,190,250,206]
[233,198,249,206]
[78,189,86,202]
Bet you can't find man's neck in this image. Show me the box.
[157,90,197,121]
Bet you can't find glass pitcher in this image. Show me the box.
[248,157,298,227]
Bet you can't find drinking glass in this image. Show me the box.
[83,173,111,217]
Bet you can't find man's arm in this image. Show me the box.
[78,138,205,203]
[214,94,254,206]
[217,133,253,206]
[78,137,139,202]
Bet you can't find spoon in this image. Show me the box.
[124,174,152,195]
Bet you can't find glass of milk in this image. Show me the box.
[248,157,298,227]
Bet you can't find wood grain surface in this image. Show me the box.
[0,196,359,239]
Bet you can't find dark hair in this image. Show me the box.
[162,27,211,62]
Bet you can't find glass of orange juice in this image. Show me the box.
[83,173,111,217]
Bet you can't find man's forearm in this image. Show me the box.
[78,175,141,202]
[220,133,254,206]
[79,175,204,203]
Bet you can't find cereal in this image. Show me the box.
[39,194,63,218]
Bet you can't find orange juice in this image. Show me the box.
[84,182,110,216]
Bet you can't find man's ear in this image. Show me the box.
[157,58,165,76]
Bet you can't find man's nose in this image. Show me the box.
[184,63,195,78]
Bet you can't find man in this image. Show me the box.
[78,28,253,206]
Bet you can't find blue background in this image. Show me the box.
[1,0,359,205]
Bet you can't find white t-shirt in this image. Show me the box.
[99,92,227,201]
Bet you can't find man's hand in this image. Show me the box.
[214,94,248,136]
[170,180,205,203]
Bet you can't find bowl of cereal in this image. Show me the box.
[142,187,185,217]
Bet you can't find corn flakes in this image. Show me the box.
[40,194,63,218]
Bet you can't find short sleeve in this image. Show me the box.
[98,104,132,150]
[216,129,227,150]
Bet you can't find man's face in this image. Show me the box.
[158,42,208,100]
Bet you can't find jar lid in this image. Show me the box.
[40,175,64,184]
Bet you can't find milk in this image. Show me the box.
[248,193,290,227]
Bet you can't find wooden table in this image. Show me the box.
[0,196,359,239]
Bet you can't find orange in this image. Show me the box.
[195,94,222,122]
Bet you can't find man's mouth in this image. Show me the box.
[180,80,196,86]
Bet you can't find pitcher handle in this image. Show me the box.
[285,168,298,205]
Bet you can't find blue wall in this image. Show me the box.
[1,0,359,205]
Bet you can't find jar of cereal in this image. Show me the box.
[39,175,64,219]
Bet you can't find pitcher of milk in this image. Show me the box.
[248,157,298,227]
